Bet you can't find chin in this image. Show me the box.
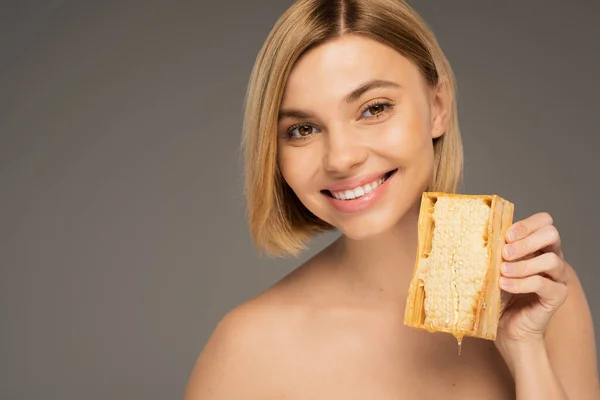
[332,207,410,241]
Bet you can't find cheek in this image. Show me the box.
[376,113,433,162]
[277,145,320,194]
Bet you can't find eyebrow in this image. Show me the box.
[344,79,401,103]
[278,79,401,121]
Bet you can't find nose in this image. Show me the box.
[322,128,367,173]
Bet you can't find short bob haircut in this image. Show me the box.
[242,0,463,257]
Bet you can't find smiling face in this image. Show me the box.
[277,34,449,240]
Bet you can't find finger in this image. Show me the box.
[505,212,554,243]
[503,224,562,262]
[499,275,568,311]
[501,252,569,284]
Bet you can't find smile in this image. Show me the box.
[323,168,398,201]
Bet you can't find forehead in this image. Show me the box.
[281,34,423,106]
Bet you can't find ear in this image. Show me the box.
[430,80,450,139]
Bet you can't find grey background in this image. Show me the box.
[1,1,599,399]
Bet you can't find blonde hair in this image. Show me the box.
[242,0,463,257]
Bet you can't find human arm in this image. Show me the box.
[495,213,600,399]
[499,339,568,400]
[544,263,600,399]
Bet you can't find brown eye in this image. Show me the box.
[361,101,394,119]
[288,123,319,140]
[369,105,385,115]
[298,125,313,136]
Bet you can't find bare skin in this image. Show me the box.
[187,241,515,399]
[185,35,599,399]
[186,217,597,399]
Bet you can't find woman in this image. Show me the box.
[185,0,599,398]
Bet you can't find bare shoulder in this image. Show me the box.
[545,262,600,399]
[183,300,286,399]
[183,262,321,400]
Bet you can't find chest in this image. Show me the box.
[276,324,515,399]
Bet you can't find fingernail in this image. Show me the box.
[501,262,513,274]
[503,245,514,258]
[499,277,511,288]
[507,225,525,242]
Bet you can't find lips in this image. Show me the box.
[321,168,398,214]
[321,168,398,200]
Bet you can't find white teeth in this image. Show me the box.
[331,174,390,201]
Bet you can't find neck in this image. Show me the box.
[330,200,422,303]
